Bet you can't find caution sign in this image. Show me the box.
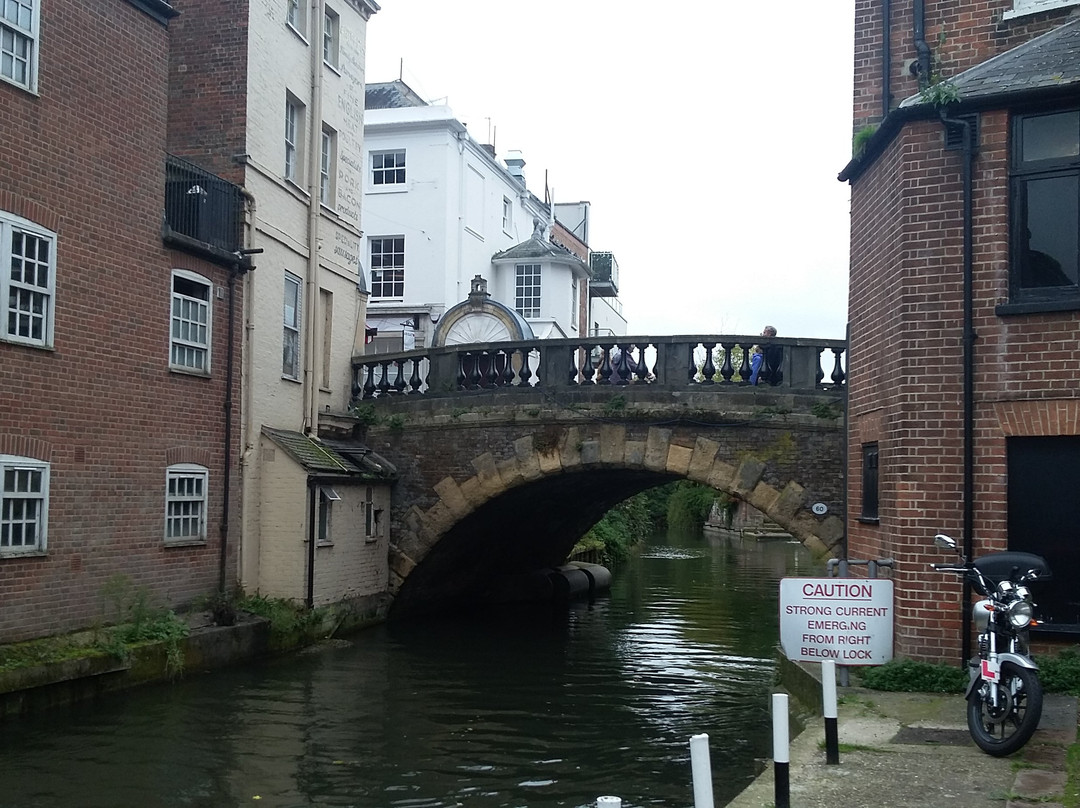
[779,578,894,666]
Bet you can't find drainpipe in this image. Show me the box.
[941,111,976,664]
[882,0,892,117]
[304,0,326,436]
[306,478,317,608]
[913,0,932,90]
[238,186,257,590]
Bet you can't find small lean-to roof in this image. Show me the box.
[262,428,397,481]
[840,17,1080,183]
[365,80,429,110]
[492,236,591,276]
[900,16,1080,108]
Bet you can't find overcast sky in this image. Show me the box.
[364,1,855,340]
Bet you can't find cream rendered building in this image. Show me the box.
[237,0,388,607]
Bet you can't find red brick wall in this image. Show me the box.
[0,0,239,642]
[166,0,250,184]
[848,3,1080,661]
[853,0,1075,133]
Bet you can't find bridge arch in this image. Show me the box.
[378,421,845,616]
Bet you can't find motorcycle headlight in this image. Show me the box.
[1008,599,1033,628]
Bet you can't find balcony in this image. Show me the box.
[589,251,619,297]
[162,154,245,265]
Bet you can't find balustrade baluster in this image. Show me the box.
[501,350,516,387]
[466,352,483,389]
[614,343,632,385]
[376,361,392,397]
[518,350,534,386]
[633,343,651,382]
[687,344,698,383]
[719,343,735,382]
[484,352,500,388]
[409,357,423,393]
[830,349,846,388]
[700,342,716,385]
[739,343,753,383]
[455,353,467,390]
[598,345,614,385]
[815,348,825,387]
[362,364,376,399]
[582,346,596,385]
[393,360,407,394]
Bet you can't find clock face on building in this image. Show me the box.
[441,312,513,346]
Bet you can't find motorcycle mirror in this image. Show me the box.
[934,534,958,551]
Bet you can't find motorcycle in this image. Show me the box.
[931,533,1052,756]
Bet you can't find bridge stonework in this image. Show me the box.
[325,387,845,615]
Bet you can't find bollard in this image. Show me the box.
[596,797,622,808]
[823,659,840,764]
[689,733,715,808]
[773,693,790,808]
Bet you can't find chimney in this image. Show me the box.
[481,144,496,158]
[504,150,526,186]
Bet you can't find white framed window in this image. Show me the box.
[363,485,382,541]
[371,150,406,186]
[170,270,212,374]
[1,0,38,93]
[286,0,307,37]
[1,455,48,557]
[370,236,405,298]
[1,210,55,348]
[502,196,513,233]
[165,464,208,544]
[320,124,336,205]
[317,486,340,544]
[285,94,306,184]
[515,263,541,318]
[1005,0,1080,18]
[571,278,579,332]
[283,272,302,379]
[323,6,339,68]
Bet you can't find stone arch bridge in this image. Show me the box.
[324,334,847,615]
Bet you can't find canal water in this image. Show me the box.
[0,531,818,808]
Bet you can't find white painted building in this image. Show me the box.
[362,81,593,350]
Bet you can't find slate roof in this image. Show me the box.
[900,16,1080,108]
[262,428,397,480]
[491,237,591,274]
[365,80,428,110]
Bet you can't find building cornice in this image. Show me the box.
[126,0,179,25]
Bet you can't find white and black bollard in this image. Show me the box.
[772,693,790,808]
[689,733,715,808]
[596,797,622,808]
[822,659,840,765]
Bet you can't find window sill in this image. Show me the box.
[287,23,309,44]
[1003,0,1080,20]
[857,517,880,525]
[281,374,302,384]
[323,61,341,77]
[0,336,54,351]
[1031,622,1080,636]
[0,549,47,559]
[364,536,378,544]
[164,539,207,548]
[366,185,408,195]
[316,540,334,548]
[996,297,1080,316]
[170,366,211,378]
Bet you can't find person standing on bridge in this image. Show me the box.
[759,325,783,386]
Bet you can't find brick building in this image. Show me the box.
[842,0,1080,661]
[0,0,244,642]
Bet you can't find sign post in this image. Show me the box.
[779,578,894,665]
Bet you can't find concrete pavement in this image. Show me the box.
[724,676,1077,808]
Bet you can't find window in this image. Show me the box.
[363,486,381,541]
[860,442,879,522]
[317,486,340,544]
[285,94,306,184]
[283,272,302,379]
[1007,436,1080,627]
[502,196,513,232]
[371,150,406,186]
[165,464,208,544]
[0,455,48,557]
[170,270,212,374]
[515,263,541,318]
[1,211,55,347]
[571,279,579,332]
[370,236,405,298]
[1005,0,1080,19]
[322,6,339,68]
[286,0,306,36]
[320,125,336,205]
[1009,109,1080,307]
[1,0,38,92]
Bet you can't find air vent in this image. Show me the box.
[945,114,979,152]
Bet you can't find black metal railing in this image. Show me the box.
[350,335,847,404]
[163,154,244,257]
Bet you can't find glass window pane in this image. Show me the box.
[1022,111,1080,163]
[1021,175,1079,288]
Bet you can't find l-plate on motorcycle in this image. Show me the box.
[931,533,1052,756]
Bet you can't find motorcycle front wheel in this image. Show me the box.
[967,664,1043,757]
